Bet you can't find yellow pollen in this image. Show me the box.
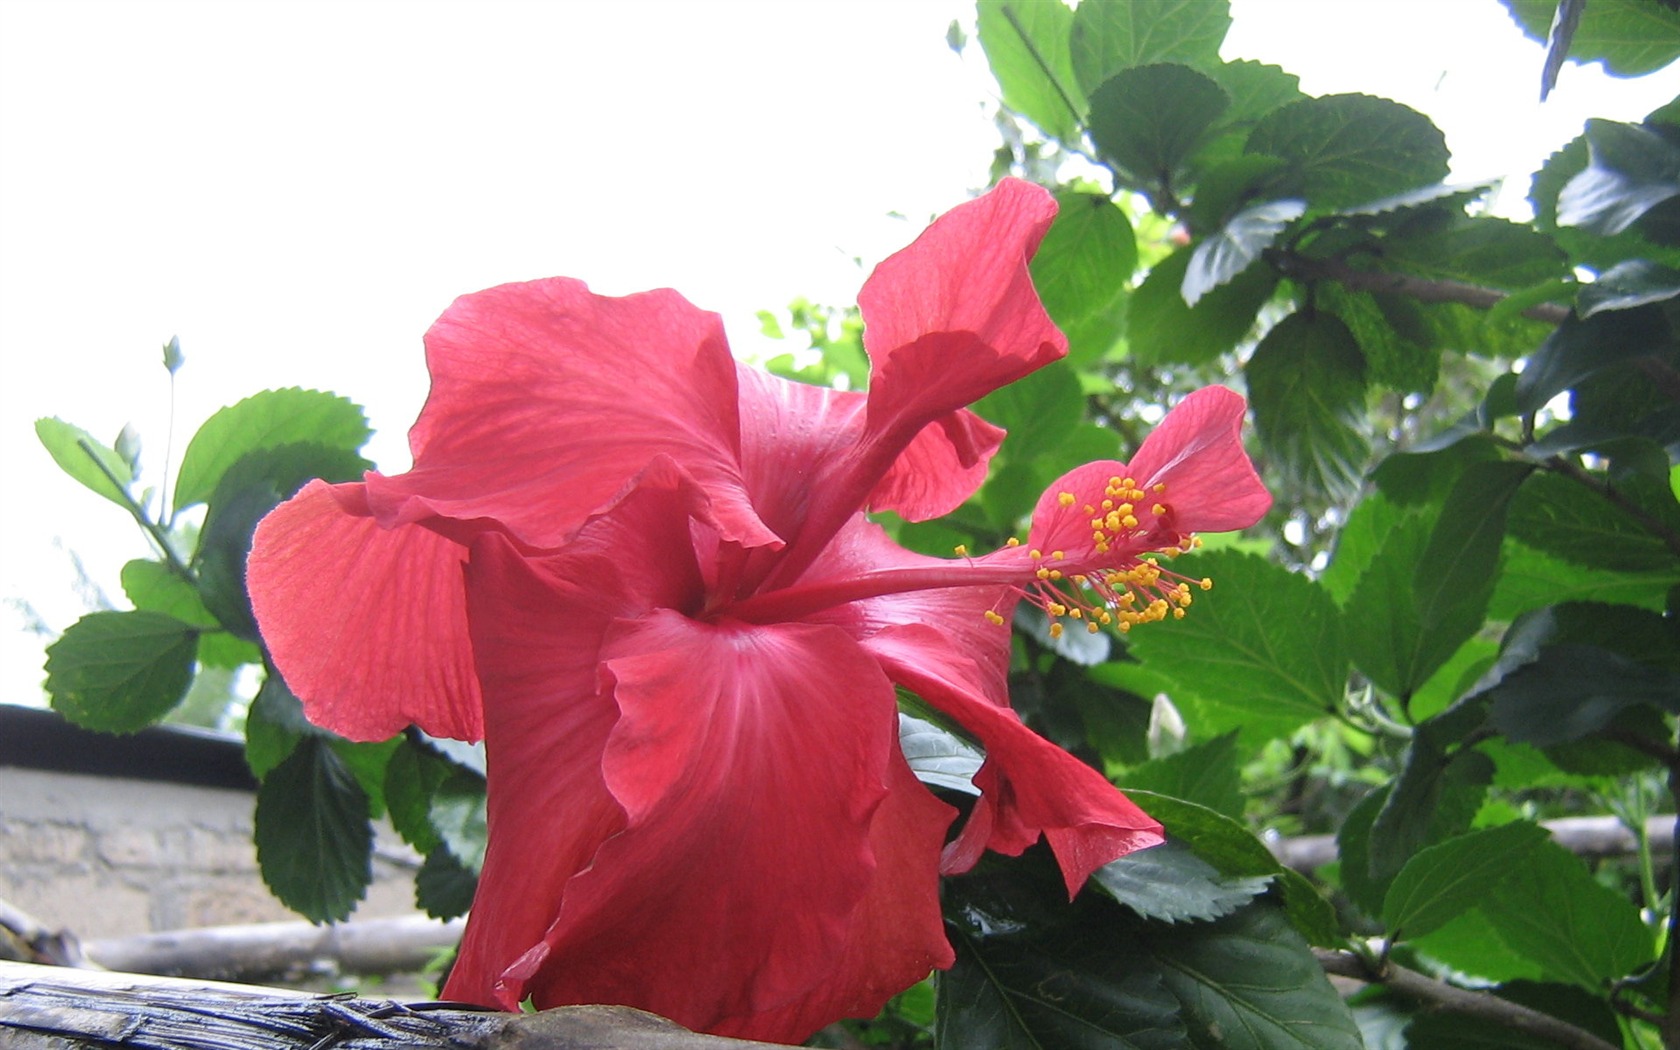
[1029,549,1042,560]
[1101,499,1114,510]
[1058,491,1076,506]
[1051,550,1064,561]
[1083,504,1096,515]
[1152,504,1166,515]
[1006,537,1020,547]
[1087,622,1100,634]
[1049,622,1064,639]
[983,610,1005,626]
[1200,577,1213,590]
[953,544,968,557]
[1153,483,1166,493]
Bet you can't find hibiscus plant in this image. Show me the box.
[34,2,1680,1048]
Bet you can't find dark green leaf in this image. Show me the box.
[1139,902,1365,1050]
[328,737,400,818]
[974,360,1085,461]
[1121,732,1243,820]
[1479,839,1655,989]
[1246,311,1370,501]
[1578,258,1680,317]
[1127,244,1277,365]
[174,388,371,509]
[1504,0,1680,75]
[1069,0,1230,92]
[900,713,982,796]
[416,846,478,922]
[1123,551,1349,741]
[1088,63,1229,188]
[385,736,453,854]
[939,855,1186,1050]
[1095,838,1270,924]
[1183,154,1290,233]
[1203,60,1303,130]
[195,442,373,639]
[1368,741,1493,883]
[431,767,488,873]
[254,737,372,924]
[1515,307,1676,415]
[1531,133,1680,270]
[244,670,322,780]
[1379,215,1569,291]
[1246,94,1449,209]
[1507,471,1680,574]
[1320,285,1438,394]
[36,418,134,509]
[1492,539,1679,618]
[1321,490,1410,605]
[1123,791,1281,880]
[1335,788,1391,918]
[977,0,1083,141]
[1559,119,1680,236]
[1404,980,1622,1050]
[45,611,198,733]
[120,559,259,668]
[1030,192,1136,365]
[1272,867,1343,948]
[1381,822,1549,940]
[1489,643,1680,746]
[1184,199,1303,306]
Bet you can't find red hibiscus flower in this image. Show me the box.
[246,178,1270,1044]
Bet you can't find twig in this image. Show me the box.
[1267,252,1572,324]
[1315,949,1621,1050]
[1270,814,1677,871]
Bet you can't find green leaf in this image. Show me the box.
[431,767,488,873]
[1246,94,1449,209]
[45,611,198,733]
[1334,788,1391,918]
[385,737,452,854]
[1128,244,1277,365]
[1404,980,1623,1049]
[1203,60,1302,130]
[1478,839,1655,989]
[1139,902,1365,1050]
[939,855,1186,1050]
[254,737,372,924]
[195,442,373,639]
[974,360,1085,462]
[1578,258,1680,317]
[1559,119,1680,236]
[174,388,371,510]
[244,670,321,780]
[1381,822,1549,940]
[1123,791,1281,880]
[120,559,259,668]
[36,418,134,509]
[1088,63,1229,189]
[1321,490,1408,605]
[1488,643,1680,747]
[1379,215,1570,291]
[1368,740,1494,883]
[1514,307,1674,416]
[1504,0,1680,75]
[1408,908,1543,984]
[328,737,400,818]
[1319,285,1437,394]
[977,0,1083,141]
[1492,539,1679,618]
[1121,732,1243,819]
[900,713,982,796]
[1031,192,1136,365]
[1507,471,1680,574]
[1123,551,1348,742]
[1184,199,1304,306]
[1095,838,1270,925]
[416,846,478,921]
[1246,311,1370,502]
[1069,0,1230,93]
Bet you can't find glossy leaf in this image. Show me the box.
[384,736,453,854]
[1123,551,1349,741]
[254,736,373,924]
[899,712,982,796]
[244,670,323,780]
[1488,643,1680,747]
[431,766,488,873]
[1559,119,1680,236]
[1367,740,1493,883]
[1578,258,1680,317]
[1184,198,1304,306]
[1505,0,1680,75]
[120,559,259,668]
[1381,821,1549,940]
[1246,311,1370,501]
[45,611,198,733]
[36,417,134,509]
[1094,837,1270,925]
[174,387,371,509]
[1127,243,1277,365]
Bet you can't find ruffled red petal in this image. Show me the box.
[364,278,778,551]
[865,624,1163,898]
[246,480,481,742]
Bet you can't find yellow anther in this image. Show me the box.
[1200,578,1213,590]
[1102,499,1114,510]
[1048,603,1067,617]
[953,544,968,557]
[1083,504,1096,515]
[1173,608,1186,619]
[1051,550,1064,561]
[1049,570,1064,580]
[1122,514,1139,529]
[984,610,1005,626]
[1069,608,1083,619]
[1152,504,1166,515]
[1058,491,1076,507]
[1006,537,1020,547]
[1153,483,1166,493]
[1087,622,1101,634]
[1036,568,1051,580]
[1029,549,1042,560]
[1049,622,1064,639]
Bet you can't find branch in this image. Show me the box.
[82,915,467,982]
[1266,252,1572,324]
[1271,814,1676,871]
[0,961,798,1049]
[1315,949,1621,1050]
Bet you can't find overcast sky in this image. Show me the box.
[2,0,1675,711]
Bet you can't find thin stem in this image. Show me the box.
[1266,251,1572,324]
[1316,948,1622,1050]
[78,438,194,584]
[998,4,1083,133]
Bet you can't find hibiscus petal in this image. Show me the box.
[858,178,1066,435]
[246,480,481,742]
[867,408,1006,521]
[363,278,778,551]
[865,624,1164,898]
[1127,386,1272,533]
[512,613,947,1044]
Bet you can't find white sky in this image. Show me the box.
[2,0,1676,710]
